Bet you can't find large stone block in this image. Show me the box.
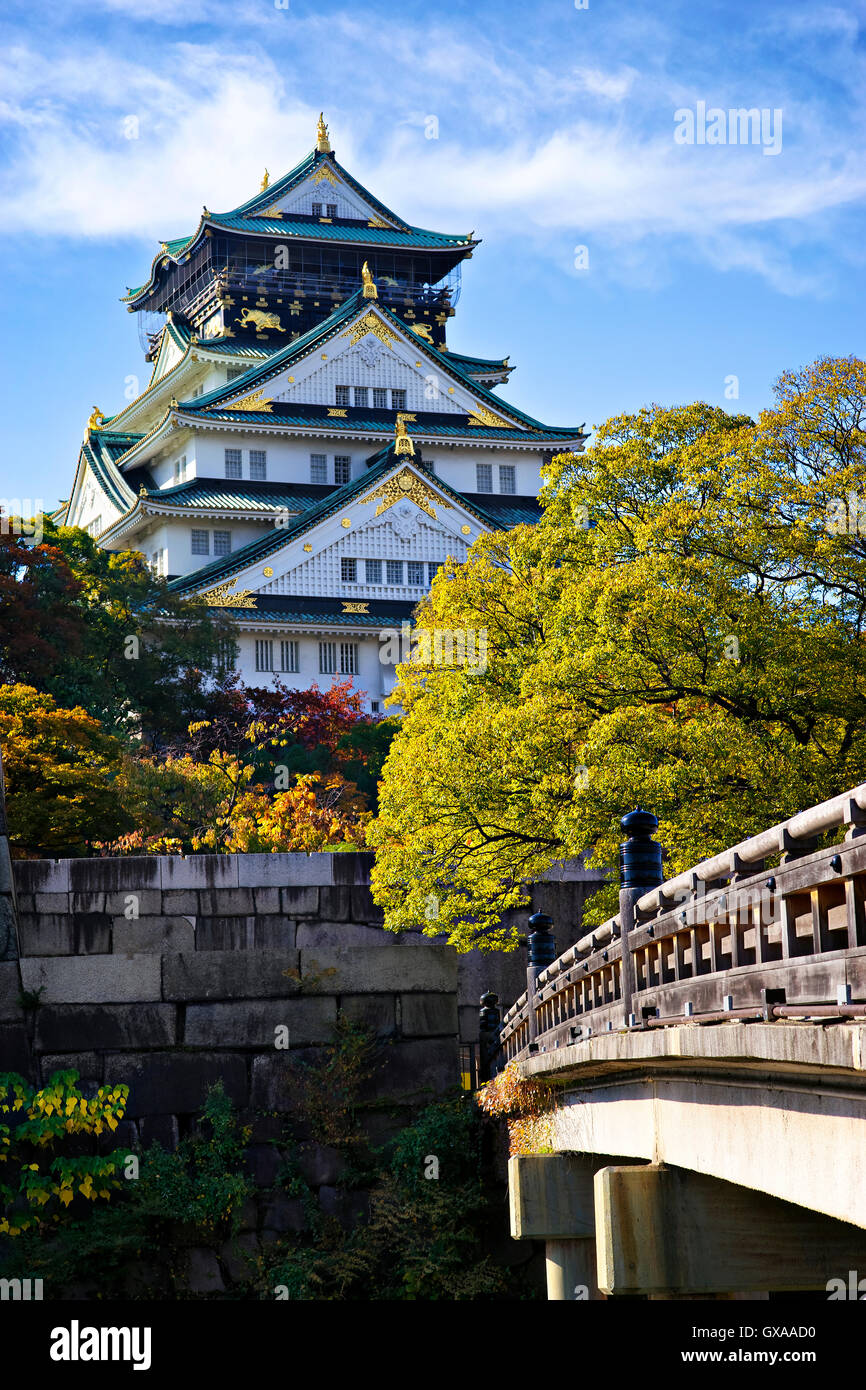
[161,890,198,914]
[71,914,111,954]
[280,886,319,917]
[332,852,374,886]
[299,944,456,995]
[359,1037,459,1103]
[339,993,396,1036]
[185,997,336,1047]
[0,961,23,1022]
[19,953,161,1004]
[0,1026,32,1074]
[197,887,255,916]
[252,887,281,914]
[70,857,160,892]
[113,917,195,954]
[34,893,70,914]
[400,993,459,1037]
[350,886,385,923]
[159,855,238,890]
[13,860,71,894]
[70,893,106,914]
[237,853,333,888]
[40,1052,102,1082]
[105,890,163,916]
[15,914,72,957]
[295,922,388,949]
[297,1142,346,1187]
[36,1004,176,1052]
[318,887,351,922]
[262,1192,306,1232]
[194,917,295,950]
[163,950,301,1001]
[107,1051,248,1116]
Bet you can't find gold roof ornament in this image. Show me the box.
[316,112,332,153]
[361,261,378,300]
[360,466,451,521]
[261,168,270,191]
[86,406,105,436]
[394,414,415,456]
[200,577,257,608]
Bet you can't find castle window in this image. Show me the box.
[407,561,424,586]
[341,557,357,583]
[373,388,388,409]
[371,700,380,714]
[386,560,403,585]
[88,516,102,538]
[191,529,209,555]
[319,642,337,675]
[340,642,358,675]
[226,366,245,382]
[476,464,493,493]
[327,203,337,219]
[213,531,232,557]
[335,385,350,407]
[390,389,407,410]
[173,455,186,484]
[311,201,322,218]
[255,640,274,672]
[365,559,382,584]
[280,640,299,673]
[499,465,516,495]
[310,453,327,484]
[334,455,351,485]
[224,448,242,479]
[428,562,443,584]
[353,387,369,407]
[250,449,267,481]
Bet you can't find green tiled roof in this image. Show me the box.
[122,148,474,306]
[145,478,332,512]
[444,350,512,375]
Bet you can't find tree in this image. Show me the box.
[368,356,866,950]
[0,519,238,741]
[0,685,133,857]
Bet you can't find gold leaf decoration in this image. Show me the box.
[228,390,274,413]
[359,467,452,521]
[467,405,515,429]
[201,577,257,608]
[341,310,398,350]
[342,601,369,614]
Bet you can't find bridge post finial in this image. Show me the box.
[525,912,556,1048]
[479,991,501,1082]
[619,808,663,1031]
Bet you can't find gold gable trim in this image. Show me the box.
[359,467,453,521]
[467,406,515,429]
[201,577,257,609]
[341,310,398,350]
[228,390,274,413]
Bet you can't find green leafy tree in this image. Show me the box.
[369,356,866,947]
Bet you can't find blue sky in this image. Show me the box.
[1,0,864,511]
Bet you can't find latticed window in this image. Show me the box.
[191,529,209,555]
[386,560,403,584]
[373,388,388,409]
[476,464,493,493]
[280,640,299,673]
[391,389,407,410]
[225,448,242,479]
[213,531,231,557]
[226,366,245,382]
[326,203,337,219]
[319,642,337,675]
[255,640,274,672]
[173,455,186,484]
[335,385,350,407]
[407,561,424,586]
[310,453,327,483]
[250,449,267,481]
[353,387,369,407]
[499,465,516,495]
[340,642,358,675]
[428,561,443,584]
[334,455,351,485]
[311,201,322,218]
[365,559,382,583]
[341,557,357,582]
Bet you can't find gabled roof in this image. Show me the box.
[166,289,584,440]
[122,147,476,306]
[166,448,496,598]
[143,477,334,513]
[68,430,142,521]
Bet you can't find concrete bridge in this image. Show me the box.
[493,787,866,1300]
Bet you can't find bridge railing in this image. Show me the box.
[496,784,866,1066]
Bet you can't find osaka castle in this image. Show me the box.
[59,115,586,712]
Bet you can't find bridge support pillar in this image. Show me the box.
[509,1153,636,1300]
[595,1162,866,1297]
